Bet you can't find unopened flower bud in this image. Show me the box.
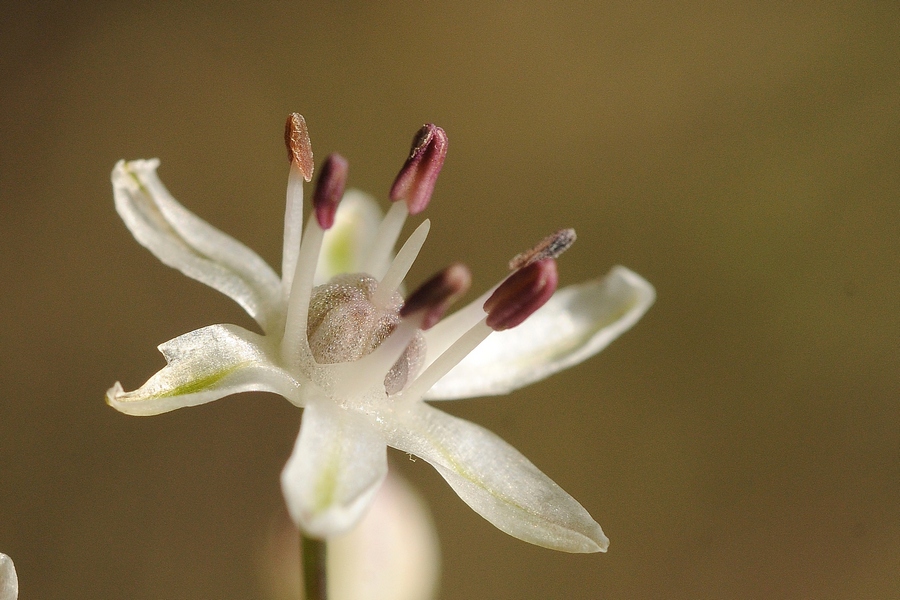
[313,153,349,230]
[484,259,558,331]
[284,113,314,181]
[389,124,448,215]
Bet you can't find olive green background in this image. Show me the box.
[1,2,898,599]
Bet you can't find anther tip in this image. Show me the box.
[484,259,558,331]
[313,153,349,230]
[508,228,576,271]
[284,113,314,181]
[389,123,448,215]
[401,263,472,330]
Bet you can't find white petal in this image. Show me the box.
[386,404,608,553]
[328,471,440,600]
[281,401,388,538]
[315,189,384,285]
[425,266,655,400]
[0,554,17,600]
[112,160,283,333]
[106,324,299,416]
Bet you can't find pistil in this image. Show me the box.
[333,263,471,399]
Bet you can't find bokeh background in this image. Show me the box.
[1,2,898,598]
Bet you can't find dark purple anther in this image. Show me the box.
[389,124,448,215]
[400,263,472,330]
[313,153,349,230]
[484,259,558,331]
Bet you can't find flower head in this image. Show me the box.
[107,116,655,553]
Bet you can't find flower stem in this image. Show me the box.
[301,534,327,600]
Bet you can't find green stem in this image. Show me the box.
[302,534,327,600]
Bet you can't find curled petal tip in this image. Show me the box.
[389,123,448,214]
[401,263,472,329]
[485,259,558,331]
[509,228,576,270]
[313,153,349,230]
[284,113,314,181]
[105,381,124,406]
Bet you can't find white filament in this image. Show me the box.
[364,202,408,279]
[373,219,430,310]
[420,284,498,369]
[281,165,305,299]
[401,320,493,402]
[282,216,325,366]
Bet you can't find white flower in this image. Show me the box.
[0,554,17,600]
[107,116,655,553]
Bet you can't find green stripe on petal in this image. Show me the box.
[281,399,388,537]
[106,324,299,416]
[387,404,608,553]
[147,363,243,399]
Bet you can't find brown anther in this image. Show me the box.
[313,153,348,230]
[484,259,558,331]
[400,263,472,330]
[389,124,448,215]
[509,228,576,270]
[284,113,314,181]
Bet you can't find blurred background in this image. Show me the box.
[1,2,898,598]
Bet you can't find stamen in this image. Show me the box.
[401,320,493,403]
[508,228,576,270]
[281,161,306,299]
[389,124,448,215]
[312,153,348,230]
[406,260,557,399]
[423,229,575,361]
[372,219,431,309]
[281,216,325,365]
[363,202,408,279]
[284,113,314,181]
[484,259,558,331]
[281,115,315,300]
[400,263,472,330]
[420,286,494,366]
